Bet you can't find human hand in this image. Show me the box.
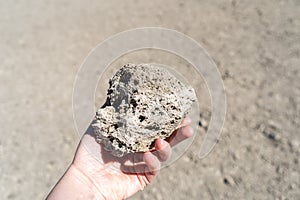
[47,117,193,200]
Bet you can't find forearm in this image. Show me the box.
[46,165,104,200]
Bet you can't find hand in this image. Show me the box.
[47,117,193,200]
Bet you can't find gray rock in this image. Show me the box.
[92,63,197,157]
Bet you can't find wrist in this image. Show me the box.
[47,164,105,200]
[69,164,106,199]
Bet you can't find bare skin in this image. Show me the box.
[47,117,193,200]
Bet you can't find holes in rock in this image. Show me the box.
[113,124,119,129]
[170,120,175,124]
[108,136,126,149]
[109,137,114,143]
[139,115,146,122]
[130,99,137,107]
[149,141,155,149]
[161,131,167,135]
[107,89,113,95]
[101,97,111,108]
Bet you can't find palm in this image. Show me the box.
[72,117,193,199]
[72,134,156,199]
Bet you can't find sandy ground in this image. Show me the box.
[1,0,299,199]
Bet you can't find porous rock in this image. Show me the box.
[92,63,196,157]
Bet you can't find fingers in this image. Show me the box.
[168,123,194,147]
[143,152,161,173]
[143,116,193,173]
[153,139,171,162]
[121,139,171,174]
[122,117,193,175]
[169,116,193,146]
[125,139,170,175]
[180,116,192,127]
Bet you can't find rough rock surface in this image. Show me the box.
[92,63,196,157]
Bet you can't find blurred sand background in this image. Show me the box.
[0,0,299,199]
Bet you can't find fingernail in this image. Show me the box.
[157,139,167,149]
[159,139,165,146]
[182,117,192,126]
[186,126,194,137]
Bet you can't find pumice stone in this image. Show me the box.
[92,63,197,157]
